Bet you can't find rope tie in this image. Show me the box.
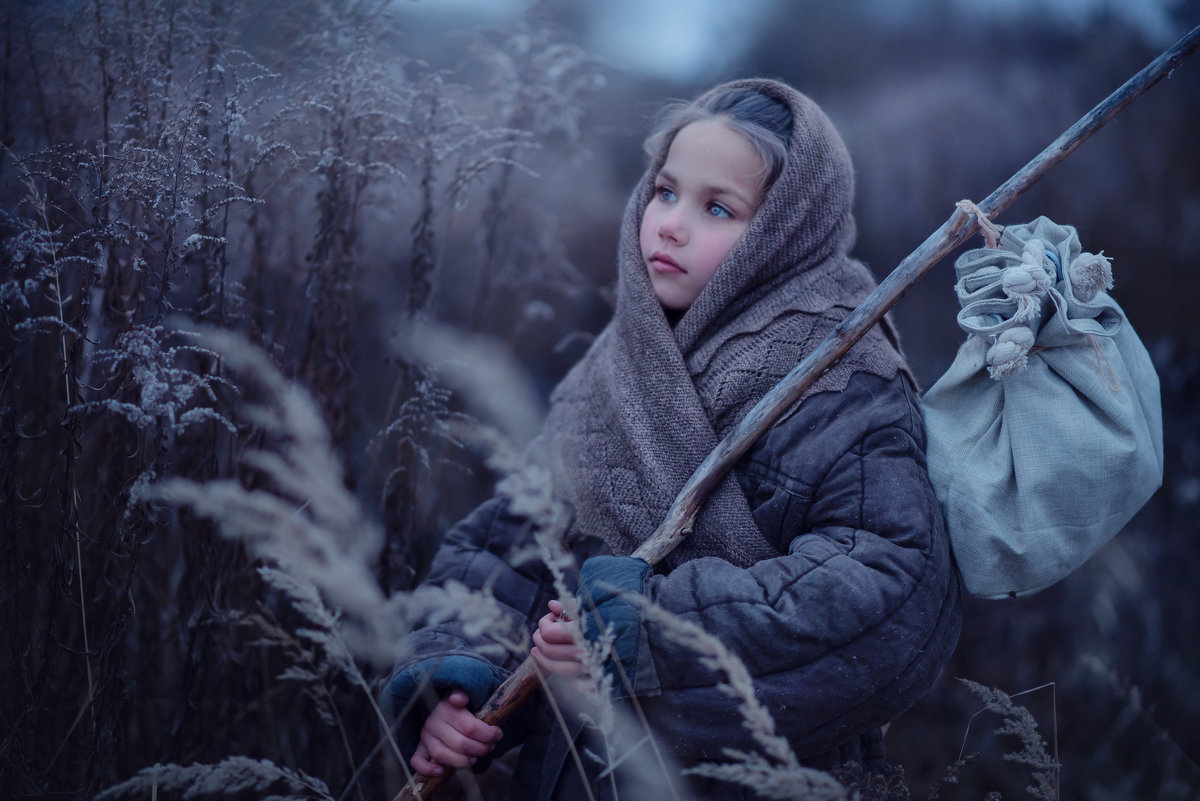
[986,325,1037,379]
[956,199,1004,248]
[1069,251,1114,302]
[1003,238,1053,323]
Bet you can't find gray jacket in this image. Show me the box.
[389,370,962,800]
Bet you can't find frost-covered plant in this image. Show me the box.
[77,324,235,436]
[958,679,1059,801]
[374,365,465,492]
[394,321,547,449]
[452,423,641,801]
[464,20,608,329]
[227,564,413,794]
[96,755,335,801]
[141,325,526,658]
[5,3,613,798]
[139,326,528,794]
[246,565,376,710]
[145,327,399,660]
[638,603,850,801]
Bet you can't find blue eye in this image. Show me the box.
[656,185,676,203]
[707,203,732,219]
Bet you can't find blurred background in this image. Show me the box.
[2,1,1198,799]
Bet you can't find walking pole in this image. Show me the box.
[394,24,1200,801]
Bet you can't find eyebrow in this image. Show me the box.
[657,168,757,210]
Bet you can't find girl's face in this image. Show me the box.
[640,118,767,310]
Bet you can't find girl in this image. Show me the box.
[389,78,961,800]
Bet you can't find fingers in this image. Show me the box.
[410,742,441,777]
[411,692,502,776]
[536,615,579,647]
[531,643,586,677]
[532,612,585,677]
[446,692,503,737]
[444,689,470,709]
[532,627,583,661]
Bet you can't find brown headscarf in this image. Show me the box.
[540,78,905,571]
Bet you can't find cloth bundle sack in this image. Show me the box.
[922,216,1163,599]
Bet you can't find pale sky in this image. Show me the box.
[397,0,1185,81]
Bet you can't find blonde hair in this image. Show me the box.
[644,86,793,191]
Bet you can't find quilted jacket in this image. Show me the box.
[389,369,962,800]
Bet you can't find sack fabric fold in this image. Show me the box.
[923,216,1163,598]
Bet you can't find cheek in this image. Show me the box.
[702,228,745,270]
[639,208,657,256]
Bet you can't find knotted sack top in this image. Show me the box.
[952,215,1124,378]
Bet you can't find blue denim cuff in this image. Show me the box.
[387,654,506,757]
[577,555,652,699]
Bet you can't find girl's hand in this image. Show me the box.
[411,691,503,777]
[531,599,585,678]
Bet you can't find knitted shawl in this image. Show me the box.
[540,79,905,571]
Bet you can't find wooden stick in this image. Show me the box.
[393,24,1200,801]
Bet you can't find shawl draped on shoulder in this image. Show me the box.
[539,78,906,571]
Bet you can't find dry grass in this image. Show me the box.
[3,2,1197,800]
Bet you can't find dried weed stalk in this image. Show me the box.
[146,327,397,659]
[96,755,335,801]
[466,424,681,801]
[957,678,1059,801]
[639,603,849,801]
[140,327,534,797]
[1,2,608,798]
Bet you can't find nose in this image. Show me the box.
[658,206,687,245]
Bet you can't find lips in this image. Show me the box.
[649,251,685,274]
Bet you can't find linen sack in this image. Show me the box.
[922,216,1163,599]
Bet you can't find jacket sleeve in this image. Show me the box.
[636,371,962,762]
[399,496,554,670]
[387,495,557,757]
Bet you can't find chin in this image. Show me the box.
[649,278,693,311]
